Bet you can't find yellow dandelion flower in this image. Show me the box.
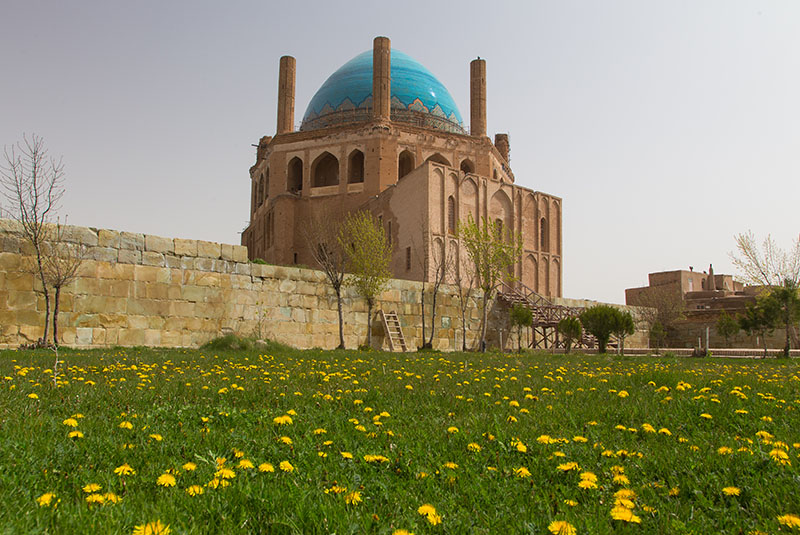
[447,426,459,434]
[238,459,254,469]
[564,499,578,506]
[613,475,630,485]
[722,486,740,496]
[557,462,579,472]
[104,492,121,504]
[340,451,354,459]
[215,467,235,479]
[467,442,482,452]
[36,493,57,507]
[344,491,362,505]
[617,390,629,398]
[119,421,133,429]
[132,520,171,535]
[182,462,197,471]
[700,413,712,420]
[114,463,135,476]
[62,418,78,427]
[572,436,588,443]
[258,463,275,473]
[611,506,641,523]
[68,430,84,439]
[658,428,672,436]
[770,449,791,465]
[313,428,326,435]
[668,487,680,496]
[82,483,102,493]
[279,436,293,445]
[579,479,597,489]
[149,434,163,441]
[548,520,577,535]
[717,447,733,455]
[27,393,39,399]
[778,514,800,528]
[85,493,105,504]
[279,461,294,473]
[392,530,415,535]
[186,485,204,496]
[157,473,176,487]
[325,485,348,494]
[443,462,458,470]
[515,466,532,478]
[580,472,597,482]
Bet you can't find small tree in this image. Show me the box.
[305,207,347,349]
[716,311,740,348]
[739,297,779,358]
[629,285,684,346]
[580,305,620,354]
[649,320,666,353]
[765,280,800,358]
[459,215,522,352]
[340,211,392,348]
[43,221,85,346]
[558,316,582,354]
[449,250,476,351]
[509,303,532,353]
[611,310,635,356]
[1,134,64,346]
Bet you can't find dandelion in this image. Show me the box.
[613,474,630,485]
[770,449,791,465]
[418,504,442,525]
[68,430,84,439]
[467,442,482,452]
[578,479,597,489]
[149,434,163,441]
[580,472,597,483]
[340,451,353,459]
[548,520,577,535]
[557,462,579,472]
[86,493,105,504]
[717,446,733,455]
[313,428,326,435]
[564,499,578,506]
[392,530,415,535]
[778,514,800,528]
[443,462,459,470]
[611,506,641,523]
[119,421,133,429]
[186,485,204,496]
[182,462,197,471]
[722,487,740,496]
[104,493,121,504]
[447,426,459,434]
[36,493,57,507]
[115,463,135,476]
[63,418,78,427]
[83,483,102,493]
[157,473,176,487]
[273,415,293,425]
[132,520,171,535]
[279,436,293,445]
[279,461,294,473]
[700,413,712,420]
[658,428,672,436]
[215,467,235,479]
[514,466,532,478]
[344,491,362,505]
[259,463,275,473]
[668,487,680,496]
[27,393,38,399]
[617,390,629,398]
[325,485,348,494]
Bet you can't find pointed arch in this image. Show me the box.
[460,177,478,224]
[426,153,451,166]
[552,258,561,297]
[398,150,415,179]
[524,254,538,292]
[447,195,456,235]
[489,189,513,239]
[288,157,303,192]
[312,152,339,187]
[460,158,475,174]
[348,149,364,183]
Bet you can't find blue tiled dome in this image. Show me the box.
[300,49,465,134]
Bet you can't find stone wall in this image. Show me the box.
[0,220,647,351]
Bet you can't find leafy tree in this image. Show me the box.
[765,280,800,358]
[459,215,522,352]
[558,316,582,354]
[739,296,779,358]
[509,303,532,353]
[580,305,622,354]
[305,207,347,349]
[715,310,739,348]
[339,211,392,348]
[649,321,666,353]
[1,134,64,346]
[612,310,635,355]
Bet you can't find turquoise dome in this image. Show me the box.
[300,49,465,133]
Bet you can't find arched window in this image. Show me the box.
[288,157,303,192]
[460,159,475,174]
[426,153,451,166]
[540,217,549,252]
[348,150,364,183]
[312,152,339,187]
[447,196,456,235]
[493,169,499,181]
[262,169,270,204]
[398,150,415,179]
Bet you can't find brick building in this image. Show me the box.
[241,37,563,297]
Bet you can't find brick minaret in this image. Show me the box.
[372,37,391,121]
[277,56,296,134]
[470,58,487,137]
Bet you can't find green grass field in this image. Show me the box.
[1,345,799,534]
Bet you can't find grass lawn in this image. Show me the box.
[1,345,799,534]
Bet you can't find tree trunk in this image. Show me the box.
[420,280,426,349]
[335,287,345,350]
[35,247,51,344]
[52,285,61,346]
[784,312,791,358]
[480,292,489,352]
[762,332,769,358]
[366,298,373,348]
[461,303,468,352]
[425,286,439,348]
[598,338,607,354]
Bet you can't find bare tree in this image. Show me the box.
[423,237,452,349]
[448,247,476,351]
[1,134,64,346]
[304,206,347,349]
[628,285,684,345]
[43,220,86,346]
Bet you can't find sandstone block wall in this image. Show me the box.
[0,220,647,351]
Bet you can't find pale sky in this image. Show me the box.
[1,1,798,304]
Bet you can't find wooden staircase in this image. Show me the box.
[380,310,408,352]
